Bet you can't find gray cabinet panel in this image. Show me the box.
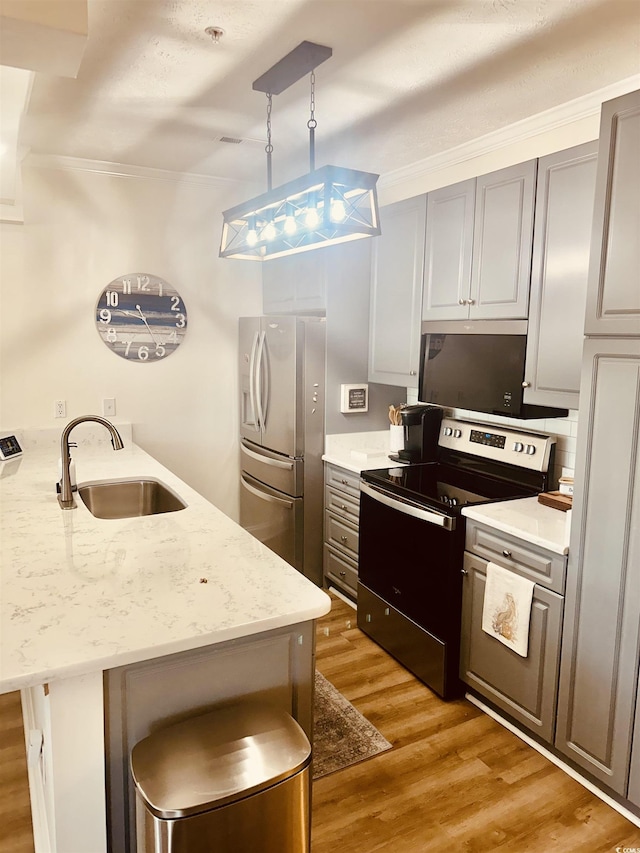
[556,339,640,794]
[323,463,361,599]
[262,252,326,315]
[369,196,426,387]
[460,552,563,743]
[585,89,640,335]
[469,160,536,319]
[422,179,475,321]
[524,142,598,410]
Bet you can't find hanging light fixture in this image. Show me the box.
[220,41,380,261]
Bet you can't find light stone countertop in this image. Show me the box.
[323,430,402,473]
[462,496,571,555]
[0,425,330,694]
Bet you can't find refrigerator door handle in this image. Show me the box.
[241,443,294,470]
[240,474,294,509]
[248,331,260,431]
[255,330,267,430]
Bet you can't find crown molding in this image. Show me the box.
[379,75,640,191]
[24,153,246,189]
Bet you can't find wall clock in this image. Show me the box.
[95,273,187,362]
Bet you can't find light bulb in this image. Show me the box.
[284,206,297,235]
[246,216,258,246]
[330,198,346,222]
[263,221,277,241]
[305,206,320,228]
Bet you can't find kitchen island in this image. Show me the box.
[0,424,331,852]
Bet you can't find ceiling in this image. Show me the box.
[4,0,640,195]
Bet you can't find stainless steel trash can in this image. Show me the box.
[130,703,312,853]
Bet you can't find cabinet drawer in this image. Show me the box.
[465,520,566,594]
[325,464,361,499]
[325,484,360,522]
[460,552,563,743]
[325,512,359,560]
[324,545,358,597]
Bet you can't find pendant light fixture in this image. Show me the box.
[220,41,380,261]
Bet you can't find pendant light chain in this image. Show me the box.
[265,92,273,191]
[308,70,316,171]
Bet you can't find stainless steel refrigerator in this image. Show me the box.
[239,315,325,586]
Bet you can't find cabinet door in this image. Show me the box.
[555,338,640,794]
[422,179,475,321]
[585,89,640,336]
[524,142,598,410]
[460,553,563,743]
[469,160,536,319]
[368,195,426,387]
[262,252,326,315]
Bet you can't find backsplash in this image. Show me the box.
[406,388,577,489]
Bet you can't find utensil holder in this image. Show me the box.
[389,424,404,453]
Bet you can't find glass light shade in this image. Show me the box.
[220,164,380,261]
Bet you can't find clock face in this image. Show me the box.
[95,273,187,362]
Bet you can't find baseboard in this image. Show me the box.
[466,693,640,830]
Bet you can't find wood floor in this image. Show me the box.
[311,594,640,853]
[1,593,638,852]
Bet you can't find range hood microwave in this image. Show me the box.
[418,320,569,420]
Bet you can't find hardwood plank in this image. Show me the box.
[0,692,34,853]
[312,593,639,853]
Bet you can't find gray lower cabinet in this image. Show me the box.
[555,338,640,796]
[461,523,566,743]
[323,463,360,599]
[523,141,598,410]
[368,195,426,387]
[585,88,640,336]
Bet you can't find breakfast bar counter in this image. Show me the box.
[0,424,330,852]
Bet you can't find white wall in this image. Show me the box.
[0,161,262,519]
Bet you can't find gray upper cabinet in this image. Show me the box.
[422,161,536,321]
[421,179,475,321]
[585,89,640,336]
[470,160,536,319]
[262,251,326,315]
[368,195,426,387]
[524,142,598,411]
[555,338,640,795]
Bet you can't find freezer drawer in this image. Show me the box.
[240,473,303,570]
[241,439,302,496]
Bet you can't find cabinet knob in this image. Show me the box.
[461,568,468,575]
[467,298,475,305]
[458,298,467,305]
[409,370,417,376]
[502,549,512,558]
[340,535,348,543]
[522,381,531,388]
[339,570,346,578]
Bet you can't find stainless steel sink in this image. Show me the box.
[78,477,186,519]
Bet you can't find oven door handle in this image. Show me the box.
[360,481,455,531]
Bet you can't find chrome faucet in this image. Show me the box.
[58,415,124,509]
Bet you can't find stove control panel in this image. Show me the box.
[438,417,555,473]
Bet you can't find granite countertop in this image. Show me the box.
[462,496,571,555]
[0,425,330,694]
[323,430,402,473]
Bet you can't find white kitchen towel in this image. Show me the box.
[482,562,535,657]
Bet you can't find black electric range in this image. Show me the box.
[357,417,556,699]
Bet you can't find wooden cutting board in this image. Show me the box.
[538,491,573,512]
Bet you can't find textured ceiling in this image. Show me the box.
[16,0,640,187]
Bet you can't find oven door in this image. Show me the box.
[357,481,465,698]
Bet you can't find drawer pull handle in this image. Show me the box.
[340,504,347,510]
[340,479,349,485]
[461,568,468,575]
[502,549,512,558]
[340,535,348,543]
[339,571,346,578]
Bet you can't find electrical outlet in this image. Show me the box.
[54,400,66,419]
[102,398,116,417]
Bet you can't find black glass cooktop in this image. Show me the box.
[361,461,540,514]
